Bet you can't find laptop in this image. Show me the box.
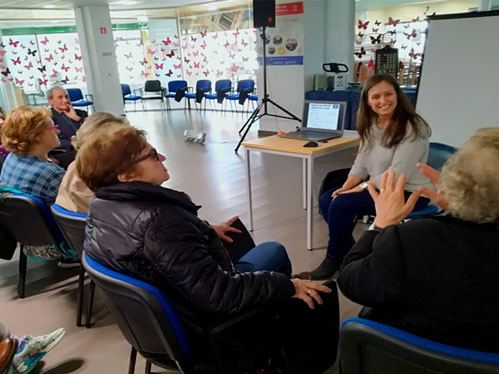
[280,100,347,142]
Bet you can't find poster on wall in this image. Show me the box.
[258,1,304,66]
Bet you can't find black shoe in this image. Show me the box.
[309,257,342,280]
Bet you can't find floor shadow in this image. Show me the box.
[36,359,85,374]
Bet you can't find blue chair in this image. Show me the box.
[184,79,211,111]
[67,88,94,112]
[226,79,255,112]
[164,80,188,110]
[0,193,71,298]
[340,318,499,373]
[51,204,92,328]
[82,251,283,374]
[407,142,457,219]
[205,79,232,111]
[249,94,259,110]
[121,84,144,112]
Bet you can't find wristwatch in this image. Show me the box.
[359,182,368,190]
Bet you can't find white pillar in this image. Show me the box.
[74,5,124,115]
[478,0,491,10]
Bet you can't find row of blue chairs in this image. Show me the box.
[122,79,258,112]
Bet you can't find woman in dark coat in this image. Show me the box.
[77,124,339,373]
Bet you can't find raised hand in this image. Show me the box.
[65,103,81,122]
[211,216,242,243]
[416,163,449,209]
[367,170,422,228]
[291,278,332,309]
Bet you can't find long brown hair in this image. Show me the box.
[356,74,430,149]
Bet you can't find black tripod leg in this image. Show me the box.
[267,98,301,122]
[239,101,263,135]
[235,113,262,153]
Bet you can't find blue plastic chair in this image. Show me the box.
[226,79,255,112]
[51,204,91,328]
[184,80,211,111]
[165,80,188,110]
[249,94,259,110]
[340,318,499,373]
[407,142,457,219]
[205,79,232,111]
[67,88,94,112]
[121,84,144,112]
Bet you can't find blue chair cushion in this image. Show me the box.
[205,93,217,100]
[184,93,196,99]
[124,95,141,101]
[72,101,93,107]
[85,253,190,356]
[249,95,258,101]
[407,204,439,219]
[226,94,239,100]
[342,318,499,364]
[52,203,87,218]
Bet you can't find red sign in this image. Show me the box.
[99,27,107,34]
[276,2,304,16]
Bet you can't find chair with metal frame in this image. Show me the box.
[226,79,255,112]
[164,80,188,111]
[51,204,93,328]
[67,88,94,112]
[141,80,166,110]
[121,84,144,112]
[204,79,232,111]
[340,317,499,374]
[184,80,211,111]
[0,193,70,298]
[82,251,282,374]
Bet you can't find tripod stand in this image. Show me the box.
[234,26,301,153]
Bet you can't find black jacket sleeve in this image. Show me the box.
[143,214,295,315]
[338,225,407,307]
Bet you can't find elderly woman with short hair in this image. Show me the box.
[0,106,64,205]
[338,127,499,352]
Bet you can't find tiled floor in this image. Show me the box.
[0,106,362,373]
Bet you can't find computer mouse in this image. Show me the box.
[303,141,319,148]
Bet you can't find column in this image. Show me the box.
[74,5,124,115]
[0,30,18,111]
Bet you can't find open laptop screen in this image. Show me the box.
[303,101,346,131]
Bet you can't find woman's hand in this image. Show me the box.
[291,279,332,309]
[416,163,449,210]
[211,216,242,243]
[333,184,364,198]
[367,171,422,228]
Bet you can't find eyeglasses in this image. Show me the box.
[131,148,160,165]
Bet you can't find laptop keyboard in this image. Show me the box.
[281,130,340,141]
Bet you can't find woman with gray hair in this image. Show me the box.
[55,112,129,213]
[338,127,499,352]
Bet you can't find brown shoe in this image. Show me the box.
[0,338,17,374]
[292,271,312,280]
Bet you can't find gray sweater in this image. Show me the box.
[349,123,433,192]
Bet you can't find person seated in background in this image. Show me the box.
[0,322,65,374]
[77,124,339,374]
[55,112,129,214]
[46,86,88,168]
[338,127,499,352]
[0,106,64,206]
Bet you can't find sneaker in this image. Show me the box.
[11,328,65,374]
[57,257,80,269]
[309,257,342,280]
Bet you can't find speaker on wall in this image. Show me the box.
[253,0,276,28]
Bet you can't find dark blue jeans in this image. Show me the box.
[235,241,292,277]
[319,188,429,262]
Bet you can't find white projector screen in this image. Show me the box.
[416,11,499,147]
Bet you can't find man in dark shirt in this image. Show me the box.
[46,86,88,168]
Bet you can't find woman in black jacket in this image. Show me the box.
[77,124,339,373]
[338,128,499,352]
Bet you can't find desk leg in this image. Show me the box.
[244,148,254,231]
[306,156,314,250]
[302,159,307,210]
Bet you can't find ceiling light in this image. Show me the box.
[50,20,59,23]
[206,4,217,11]
[43,4,57,8]
[137,15,148,22]
[110,0,140,5]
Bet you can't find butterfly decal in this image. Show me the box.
[124,52,132,59]
[404,29,417,40]
[370,34,381,44]
[358,20,369,30]
[61,64,70,72]
[184,57,190,64]
[161,37,171,46]
[233,28,240,37]
[11,57,21,65]
[147,48,156,56]
[224,41,230,48]
[400,44,408,50]
[166,50,175,58]
[403,24,410,29]
[139,59,147,66]
[1,68,11,77]
[155,63,163,70]
[372,28,379,33]
[82,76,86,83]
[193,62,200,69]
[9,38,20,47]
[29,40,35,45]
[75,67,83,73]
[367,59,375,70]
[375,20,381,26]
[202,70,209,77]
[75,54,82,61]
[412,16,420,22]
[173,63,181,69]
[200,30,207,38]
[241,39,248,47]
[242,56,249,62]
[126,66,133,72]
[176,74,181,78]
[388,17,400,26]
[174,34,179,39]
[228,52,235,59]
[200,40,207,49]
[15,77,25,85]
[59,44,68,53]
[186,70,192,76]
[154,56,159,61]
[193,50,199,57]
[357,32,364,38]
[211,33,218,40]
[155,73,160,78]
[354,47,366,58]
[38,78,48,86]
[191,36,197,43]
[216,70,223,78]
[355,38,362,46]
[24,61,33,70]
[408,48,420,60]
[141,71,148,77]
[50,69,58,78]
[203,56,208,63]
[387,30,396,35]
[0,50,5,57]
[165,69,173,77]
[17,70,23,75]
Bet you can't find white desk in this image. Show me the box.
[242,135,359,250]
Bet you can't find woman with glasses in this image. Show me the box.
[0,106,64,206]
[77,124,339,374]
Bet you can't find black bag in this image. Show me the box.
[238,89,250,105]
[216,89,226,104]
[174,87,187,102]
[195,89,204,104]
[319,168,351,196]
[0,225,17,260]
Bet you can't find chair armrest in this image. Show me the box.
[85,94,94,102]
[133,88,142,95]
[187,86,193,93]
